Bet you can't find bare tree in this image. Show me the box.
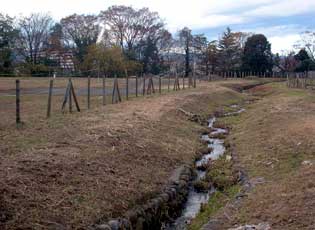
[60,14,100,65]
[156,29,173,54]
[136,28,173,74]
[192,34,208,74]
[177,27,207,76]
[295,31,315,61]
[178,27,193,77]
[279,51,299,72]
[100,6,164,55]
[204,40,219,74]
[18,13,53,65]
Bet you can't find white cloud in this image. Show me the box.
[244,25,304,37]
[2,0,314,30]
[240,24,306,53]
[269,34,300,54]
[0,0,313,52]
[245,0,315,17]
[0,0,106,19]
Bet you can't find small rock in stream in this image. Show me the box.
[228,223,271,230]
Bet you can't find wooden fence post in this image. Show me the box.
[159,75,161,94]
[102,75,106,105]
[146,75,155,94]
[61,80,71,112]
[69,79,72,113]
[47,79,54,118]
[136,74,138,97]
[16,79,21,125]
[87,76,91,109]
[112,76,122,104]
[70,80,80,112]
[143,74,146,96]
[182,74,185,89]
[112,77,115,104]
[125,70,129,100]
[168,74,171,92]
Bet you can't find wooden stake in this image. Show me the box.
[143,74,146,96]
[70,80,80,112]
[47,79,54,118]
[102,75,106,105]
[146,76,155,94]
[112,77,116,104]
[87,76,91,109]
[112,76,122,104]
[16,79,21,124]
[69,78,72,113]
[116,79,122,102]
[61,79,80,113]
[159,75,161,94]
[125,69,129,100]
[136,74,138,97]
[61,80,71,112]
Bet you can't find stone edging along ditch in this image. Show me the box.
[92,112,208,230]
[92,82,270,230]
[93,165,193,230]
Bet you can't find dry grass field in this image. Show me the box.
[4,77,314,230]
[0,76,177,129]
[1,78,264,229]
[192,83,315,230]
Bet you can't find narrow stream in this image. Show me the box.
[164,105,244,230]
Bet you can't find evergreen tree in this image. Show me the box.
[242,34,273,72]
[294,49,315,71]
[218,27,242,71]
[0,14,19,74]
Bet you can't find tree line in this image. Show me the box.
[0,6,314,77]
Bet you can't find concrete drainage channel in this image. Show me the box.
[94,106,245,230]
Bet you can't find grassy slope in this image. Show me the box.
[196,82,315,230]
[0,80,264,229]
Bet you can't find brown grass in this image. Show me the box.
[0,79,265,229]
[202,83,315,229]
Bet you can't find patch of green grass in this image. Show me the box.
[284,89,308,97]
[14,135,48,151]
[216,114,242,128]
[188,185,241,230]
[274,150,304,175]
[206,155,237,191]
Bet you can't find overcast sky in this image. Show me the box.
[1,0,315,54]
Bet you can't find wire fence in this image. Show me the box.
[0,73,197,129]
[286,71,315,89]
[0,69,298,129]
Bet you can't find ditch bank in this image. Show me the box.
[93,108,244,230]
[92,82,267,230]
[93,165,194,230]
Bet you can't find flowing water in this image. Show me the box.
[164,106,245,230]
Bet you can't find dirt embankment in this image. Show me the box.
[199,83,315,230]
[0,80,262,229]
